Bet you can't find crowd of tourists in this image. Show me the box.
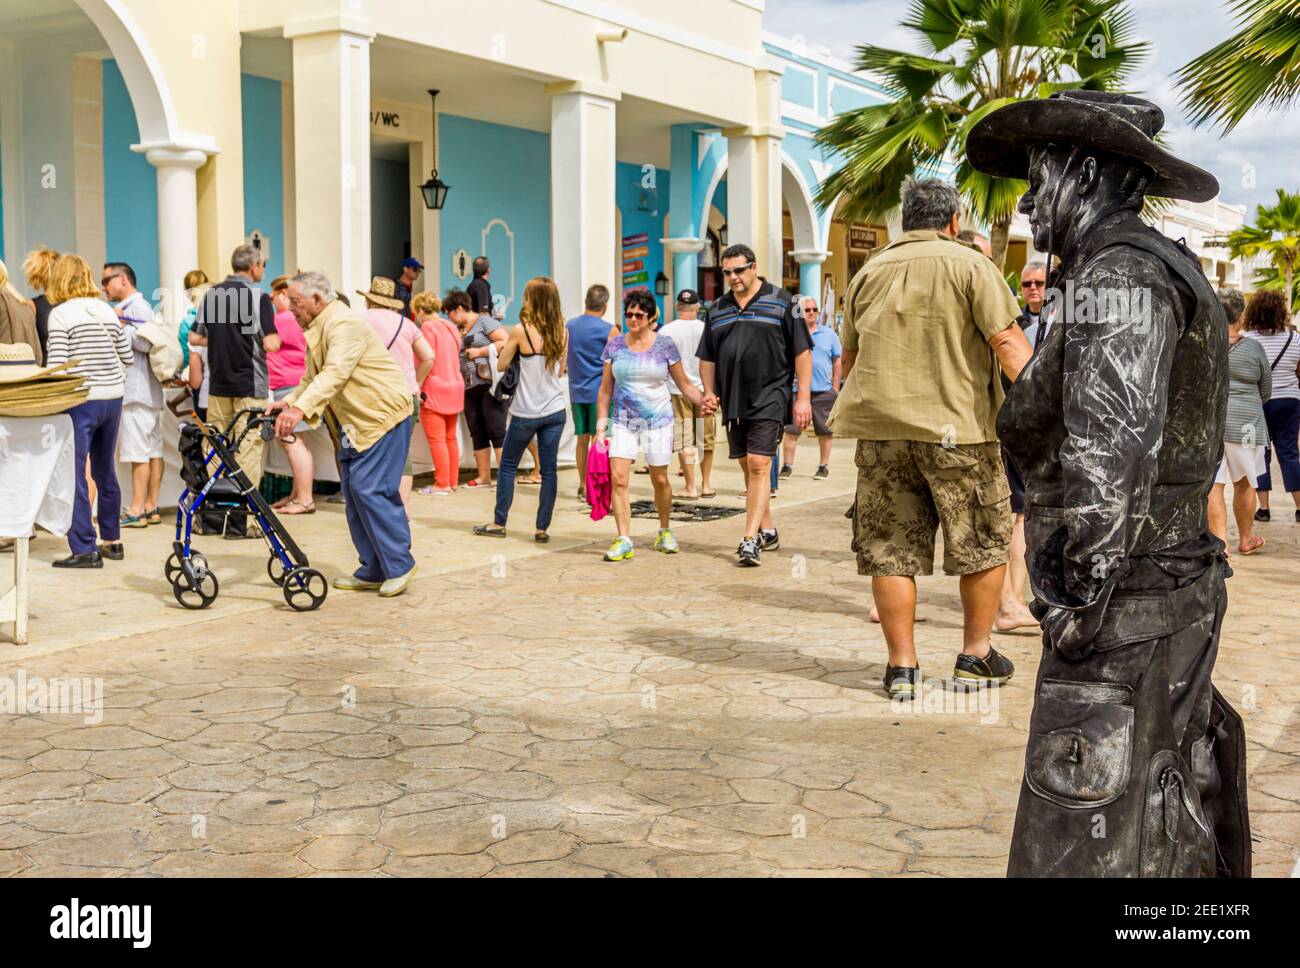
[3,175,1294,687]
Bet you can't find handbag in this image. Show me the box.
[492,327,540,405]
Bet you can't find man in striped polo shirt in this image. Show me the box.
[698,243,812,567]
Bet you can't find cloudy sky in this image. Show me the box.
[761,0,1298,214]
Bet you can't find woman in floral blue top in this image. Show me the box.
[596,290,709,560]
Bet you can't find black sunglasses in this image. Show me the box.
[721,263,754,277]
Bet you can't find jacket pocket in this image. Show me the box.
[1025,679,1134,809]
[1138,749,1206,878]
[974,476,1013,548]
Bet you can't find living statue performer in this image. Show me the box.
[967,91,1250,877]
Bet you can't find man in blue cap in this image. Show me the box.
[395,258,423,319]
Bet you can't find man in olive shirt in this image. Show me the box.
[831,179,1031,698]
[268,271,418,597]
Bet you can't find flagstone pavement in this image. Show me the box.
[0,450,1296,877]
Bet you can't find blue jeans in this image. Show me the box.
[1258,397,1300,494]
[494,409,565,530]
[338,418,416,581]
[68,398,123,555]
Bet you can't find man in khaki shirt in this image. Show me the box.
[269,272,418,597]
[831,179,1030,699]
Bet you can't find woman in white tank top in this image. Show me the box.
[472,277,569,542]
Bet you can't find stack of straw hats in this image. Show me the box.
[0,342,89,417]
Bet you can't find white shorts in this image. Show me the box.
[1215,441,1265,487]
[608,422,674,467]
[118,403,164,463]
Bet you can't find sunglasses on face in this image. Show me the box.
[721,263,754,277]
[1021,280,1045,289]
[101,274,121,288]
[625,311,649,320]
[803,307,819,314]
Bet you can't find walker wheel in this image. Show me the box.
[267,554,289,587]
[282,567,327,612]
[172,567,219,610]
[165,551,207,585]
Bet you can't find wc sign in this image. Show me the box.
[370,109,401,131]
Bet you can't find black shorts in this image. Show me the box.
[464,383,507,450]
[1001,445,1026,515]
[785,389,836,437]
[726,418,783,460]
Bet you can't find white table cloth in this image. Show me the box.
[0,414,75,538]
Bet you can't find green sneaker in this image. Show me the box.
[655,529,680,554]
[604,536,634,561]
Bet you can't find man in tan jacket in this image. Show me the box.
[268,271,417,597]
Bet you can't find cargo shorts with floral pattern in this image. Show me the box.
[848,439,1013,576]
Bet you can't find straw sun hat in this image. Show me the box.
[356,276,405,312]
[0,342,88,416]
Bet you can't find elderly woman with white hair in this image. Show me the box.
[267,271,420,597]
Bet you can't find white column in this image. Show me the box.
[548,83,618,319]
[144,146,207,323]
[288,22,374,301]
[724,127,784,280]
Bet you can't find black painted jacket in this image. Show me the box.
[997,210,1227,658]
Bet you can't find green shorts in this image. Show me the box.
[572,402,599,437]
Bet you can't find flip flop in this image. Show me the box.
[473,523,507,538]
[280,500,316,515]
[678,491,700,500]
[1239,535,1266,556]
[700,491,717,499]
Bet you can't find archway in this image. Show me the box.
[74,0,178,147]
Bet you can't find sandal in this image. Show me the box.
[700,490,717,499]
[465,479,494,489]
[280,500,316,515]
[473,523,507,538]
[120,511,148,529]
[1239,535,1266,556]
[535,531,550,543]
[520,476,542,486]
[145,507,162,525]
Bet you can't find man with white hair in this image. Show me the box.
[779,294,841,480]
[268,271,418,597]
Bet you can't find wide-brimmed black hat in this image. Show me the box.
[966,90,1218,202]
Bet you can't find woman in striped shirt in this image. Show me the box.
[44,254,133,568]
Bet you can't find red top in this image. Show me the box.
[420,315,466,415]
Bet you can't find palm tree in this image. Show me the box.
[1228,188,1300,313]
[1176,0,1300,133]
[815,0,1149,269]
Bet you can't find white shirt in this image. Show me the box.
[1246,328,1300,401]
[657,316,705,394]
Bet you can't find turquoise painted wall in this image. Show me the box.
[371,155,410,279]
[241,74,284,281]
[438,114,551,321]
[616,160,670,320]
[103,60,159,299]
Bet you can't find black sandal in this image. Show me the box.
[473,523,507,538]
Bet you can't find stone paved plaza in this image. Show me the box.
[1,446,1297,877]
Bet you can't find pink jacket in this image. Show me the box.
[586,437,612,521]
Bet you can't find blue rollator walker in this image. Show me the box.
[166,406,328,612]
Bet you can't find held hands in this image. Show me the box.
[702,393,719,416]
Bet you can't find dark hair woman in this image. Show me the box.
[1244,289,1300,522]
